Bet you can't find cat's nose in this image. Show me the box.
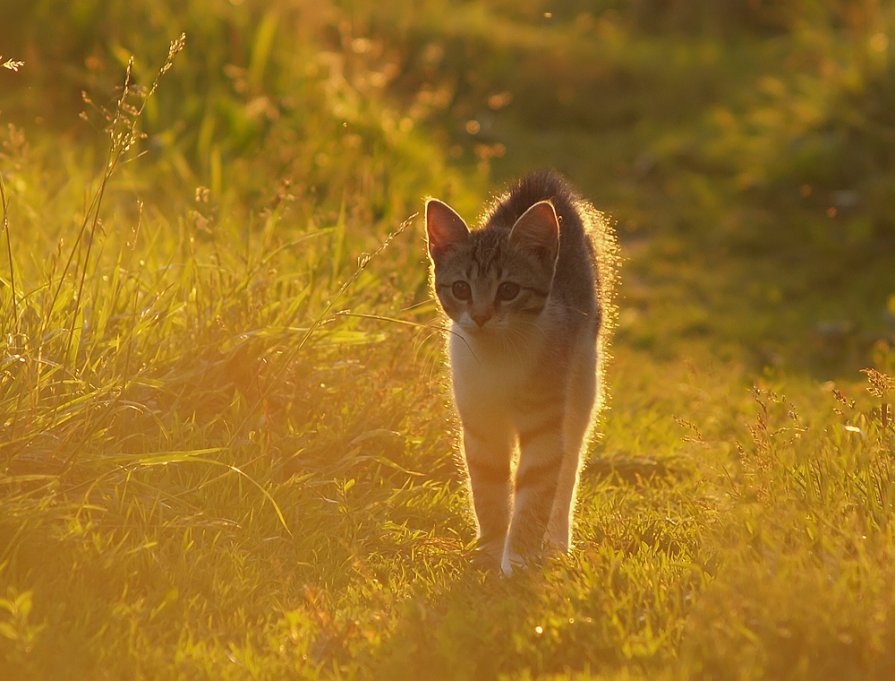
[471,311,492,327]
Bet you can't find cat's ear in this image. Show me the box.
[425,199,470,259]
[508,200,559,265]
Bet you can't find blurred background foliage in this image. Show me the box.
[5,0,895,234]
[4,0,894,224]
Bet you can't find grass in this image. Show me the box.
[1,1,894,679]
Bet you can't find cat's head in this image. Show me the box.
[425,198,559,335]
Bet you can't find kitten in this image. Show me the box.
[425,170,615,575]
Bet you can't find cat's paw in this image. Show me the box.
[500,550,525,577]
[543,536,571,556]
[470,541,504,572]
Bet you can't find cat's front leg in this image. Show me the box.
[546,361,597,552]
[461,421,514,570]
[503,417,563,574]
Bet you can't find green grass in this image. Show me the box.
[2,1,895,679]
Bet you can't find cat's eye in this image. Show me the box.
[452,281,472,301]
[496,281,521,301]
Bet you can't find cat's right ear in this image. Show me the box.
[425,199,470,259]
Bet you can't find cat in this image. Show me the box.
[425,170,616,575]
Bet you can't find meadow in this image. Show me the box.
[1,1,894,679]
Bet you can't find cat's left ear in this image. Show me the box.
[509,200,559,266]
[425,199,470,259]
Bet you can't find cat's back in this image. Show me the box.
[484,170,606,317]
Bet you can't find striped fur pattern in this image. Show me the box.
[425,170,615,574]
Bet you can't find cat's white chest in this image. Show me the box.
[447,324,538,413]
